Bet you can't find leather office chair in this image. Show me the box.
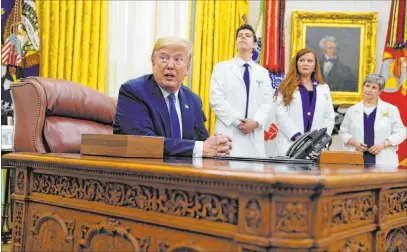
[11,77,116,153]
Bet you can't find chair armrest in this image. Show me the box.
[11,80,47,152]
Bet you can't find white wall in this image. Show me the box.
[285,1,392,150]
[249,0,391,73]
[248,1,392,150]
[284,1,391,74]
[107,1,189,98]
[249,0,261,31]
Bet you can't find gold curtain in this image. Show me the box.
[36,0,107,92]
[190,0,248,135]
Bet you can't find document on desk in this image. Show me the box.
[214,156,314,165]
[81,134,164,158]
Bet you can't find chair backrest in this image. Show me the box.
[11,77,117,153]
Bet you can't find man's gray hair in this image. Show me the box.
[363,73,386,90]
[319,36,337,50]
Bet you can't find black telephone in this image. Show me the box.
[286,128,332,159]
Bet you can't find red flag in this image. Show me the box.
[380,59,407,166]
[261,0,286,157]
[380,0,407,166]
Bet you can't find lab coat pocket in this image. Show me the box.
[350,112,363,140]
[250,90,262,109]
[375,115,391,135]
[254,128,265,143]
[317,90,329,107]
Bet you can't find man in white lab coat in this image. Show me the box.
[210,24,274,158]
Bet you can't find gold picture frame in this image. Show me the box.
[291,11,378,105]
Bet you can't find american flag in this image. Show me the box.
[252,37,286,90]
[269,72,285,89]
[1,35,22,67]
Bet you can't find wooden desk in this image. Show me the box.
[1,150,13,244]
[3,153,407,252]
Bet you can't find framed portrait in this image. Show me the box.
[291,11,378,105]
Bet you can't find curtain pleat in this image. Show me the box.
[49,1,59,78]
[57,0,66,80]
[202,0,214,118]
[190,0,248,134]
[200,0,208,99]
[80,0,92,86]
[38,0,50,77]
[97,1,107,93]
[38,0,107,92]
[191,0,203,95]
[88,1,101,90]
[71,0,83,83]
[65,0,75,80]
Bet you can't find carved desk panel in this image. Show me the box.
[3,153,407,252]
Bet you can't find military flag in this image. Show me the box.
[380,0,407,166]
[251,0,286,157]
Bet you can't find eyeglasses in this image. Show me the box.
[158,54,185,66]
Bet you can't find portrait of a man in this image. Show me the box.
[306,28,360,92]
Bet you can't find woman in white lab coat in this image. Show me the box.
[274,48,335,156]
[340,74,405,167]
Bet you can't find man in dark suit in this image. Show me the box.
[113,37,232,157]
[318,36,357,92]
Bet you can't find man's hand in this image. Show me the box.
[238,119,257,134]
[368,143,385,155]
[202,134,232,158]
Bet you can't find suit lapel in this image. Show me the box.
[231,64,245,86]
[374,98,386,130]
[293,90,305,133]
[320,58,336,78]
[250,66,259,93]
[319,61,324,74]
[375,98,386,116]
[354,101,364,138]
[179,87,194,139]
[327,62,337,78]
[149,78,172,137]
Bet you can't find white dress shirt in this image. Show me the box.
[323,54,336,77]
[232,57,261,127]
[363,106,376,116]
[158,86,204,157]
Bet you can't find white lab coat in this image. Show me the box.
[275,83,335,156]
[210,58,274,158]
[339,98,406,167]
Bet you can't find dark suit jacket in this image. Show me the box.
[319,57,357,92]
[113,74,209,157]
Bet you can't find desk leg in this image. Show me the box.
[1,168,12,243]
